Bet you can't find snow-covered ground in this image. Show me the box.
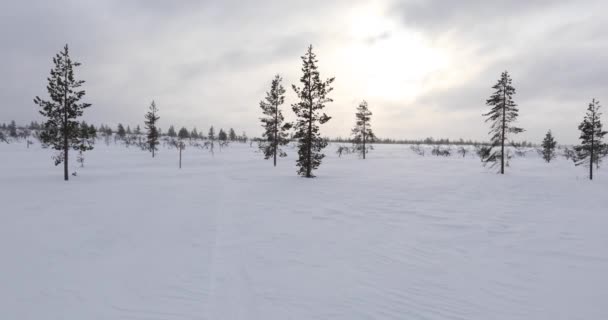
[1,140,607,320]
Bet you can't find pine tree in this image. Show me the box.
[144,100,160,157]
[351,100,376,159]
[178,127,190,140]
[34,44,92,181]
[76,121,95,167]
[167,125,177,138]
[126,126,132,135]
[482,71,524,174]
[8,120,17,137]
[259,75,292,166]
[191,128,199,140]
[217,129,227,141]
[208,126,215,140]
[228,128,237,141]
[540,130,557,163]
[574,99,608,180]
[117,123,126,139]
[291,45,334,177]
[134,125,141,135]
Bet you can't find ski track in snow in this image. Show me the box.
[1,142,608,319]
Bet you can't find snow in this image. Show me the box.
[1,141,607,319]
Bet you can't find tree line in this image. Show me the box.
[9,44,606,180]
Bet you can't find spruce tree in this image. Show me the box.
[178,127,190,140]
[291,45,334,177]
[34,44,92,181]
[191,128,199,140]
[574,99,607,180]
[259,74,292,166]
[117,123,126,139]
[144,100,160,157]
[167,125,177,138]
[229,128,237,141]
[8,120,17,137]
[218,129,228,141]
[540,130,557,163]
[134,125,141,135]
[482,71,523,174]
[76,121,95,167]
[208,126,215,140]
[351,100,376,159]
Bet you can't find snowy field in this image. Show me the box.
[1,141,607,320]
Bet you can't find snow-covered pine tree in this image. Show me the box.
[34,44,92,181]
[291,45,334,177]
[117,123,126,139]
[540,130,557,163]
[574,99,608,180]
[482,71,523,174]
[144,100,160,157]
[229,128,237,141]
[351,100,376,159]
[259,74,292,166]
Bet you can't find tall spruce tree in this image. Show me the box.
[291,45,334,177]
[482,71,523,174]
[574,99,607,180]
[144,100,160,157]
[34,44,92,181]
[259,74,292,166]
[351,100,376,159]
[540,130,557,163]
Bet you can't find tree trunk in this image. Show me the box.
[362,120,366,160]
[501,88,506,175]
[274,102,278,167]
[590,113,595,181]
[63,70,69,181]
[306,72,313,178]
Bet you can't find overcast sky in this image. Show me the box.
[1,0,606,143]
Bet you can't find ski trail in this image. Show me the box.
[206,160,260,320]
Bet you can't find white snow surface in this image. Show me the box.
[1,141,607,320]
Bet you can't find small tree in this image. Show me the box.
[259,74,292,166]
[134,125,141,135]
[218,129,228,141]
[482,71,523,174]
[291,45,334,177]
[574,99,607,180]
[540,130,557,163]
[191,127,199,140]
[8,120,17,138]
[167,125,177,138]
[208,126,215,141]
[144,100,160,157]
[351,100,376,159]
[117,123,126,139]
[34,44,92,181]
[229,128,237,141]
[76,121,95,167]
